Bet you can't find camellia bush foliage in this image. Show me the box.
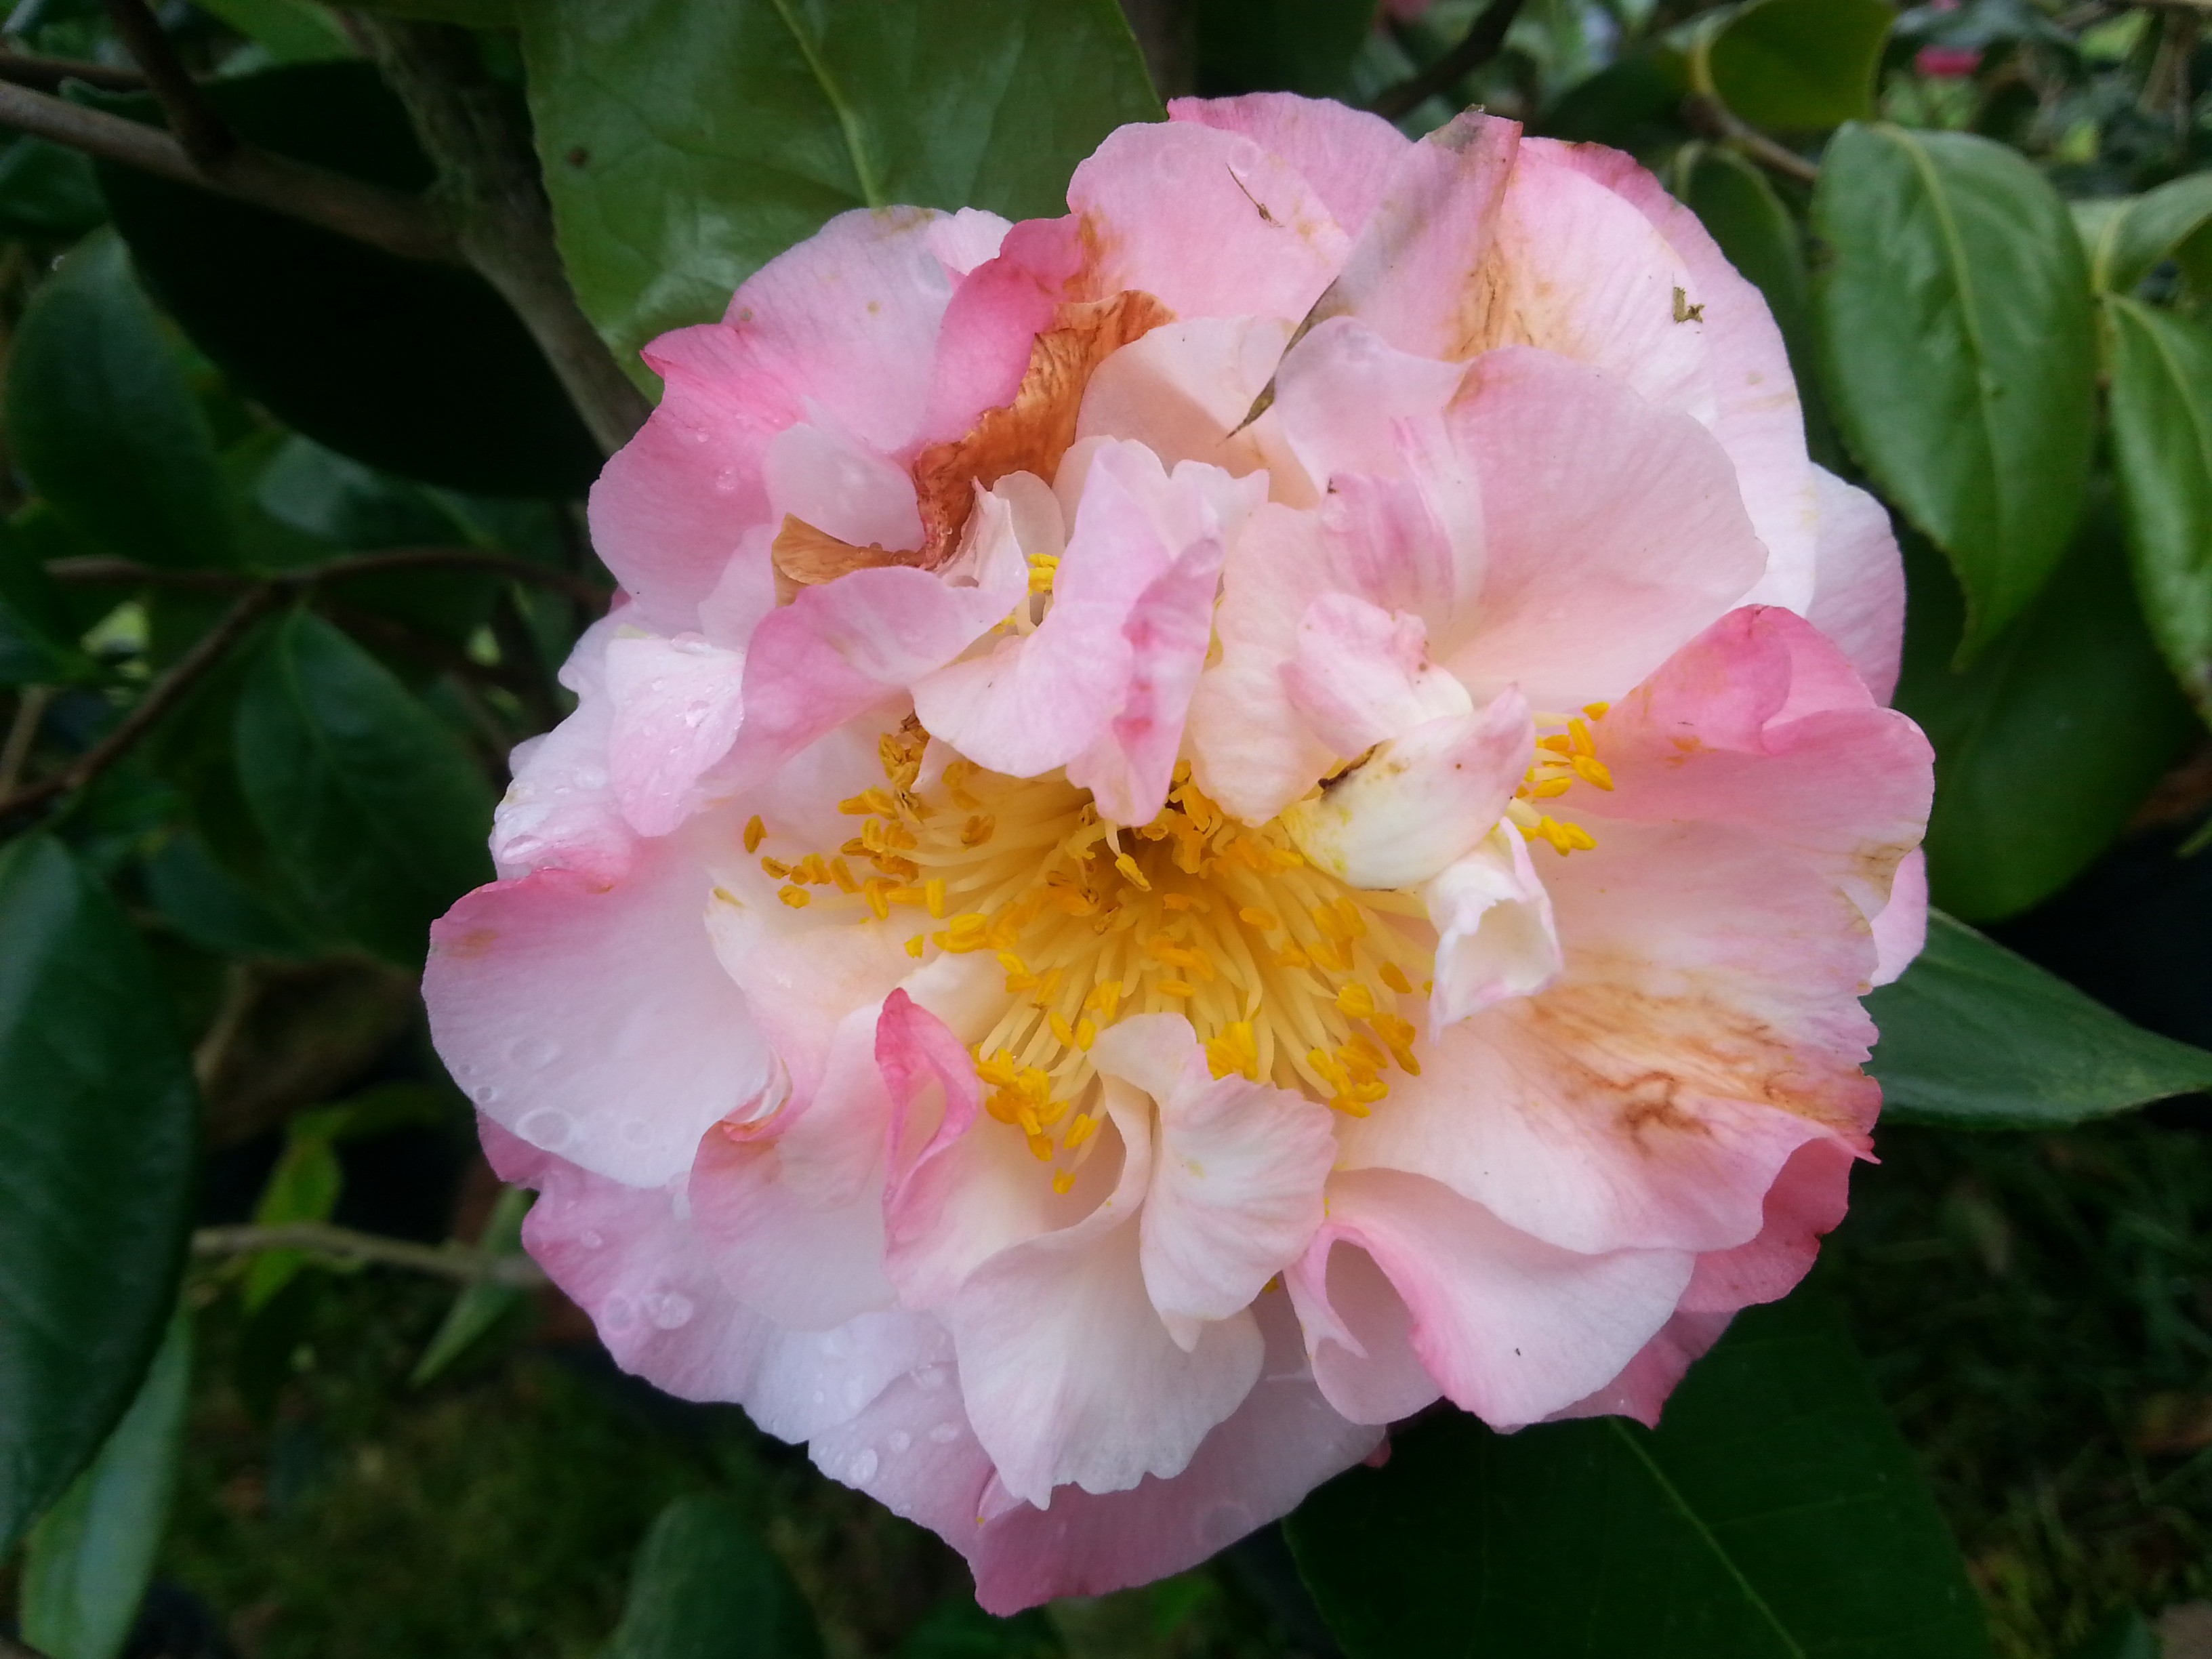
[1,0,2211,1656]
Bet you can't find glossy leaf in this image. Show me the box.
[5,231,231,570]
[0,837,197,1554]
[2079,173,2212,296]
[232,610,493,966]
[18,1307,192,1659]
[1868,913,2212,1128]
[194,0,356,62]
[2105,295,2212,716]
[1287,1289,1989,1659]
[520,0,1161,375]
[1196,0,1377,99]
[607,1495,825,1659]
[93,64,600,498]
[1896,508,2194,921]
[2066,1612,2160,1659]
[1811,123,2096,658]
[241,1132,344,1312]
[0,137,106,239]
[1707,0,1892,131]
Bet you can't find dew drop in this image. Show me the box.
[911,1365,947,1391]
[508,1036,563,1069]
[887,1430,911,1453]
[928,1422,960,1445]
[517,1107,573,1148]
[848,1448,879,1483]
[469,1083,501,1107]
[642,1290,695,1330]
[578,1230,604,1250]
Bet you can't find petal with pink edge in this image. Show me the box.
[1280,592,1475,758]
[1089,1015,1335,1343]
[1067,121,1350,323]
[602,632,747,838]
[1283,1233,1442,1426]
[1870,848,1928,986]
[687,1122,898,1330]
[1805,466,1908,703]
[1441,346,1767,710]
[426,825,769,1188]
[1166,94,1410,243]
[945,1102,1264,1506]
[1296,1168,1694,1430]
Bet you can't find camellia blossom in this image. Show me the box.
[426,94,1933,1610]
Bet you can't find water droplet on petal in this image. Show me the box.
[578,1230,604,1250]
[601,1294,636,1332]
[911,1365,947,1391]
[928,1422,960,1445]
[847,1448,879,1483]
[470,1083,501,1107]
[887,1430,911,1453]
[642,1290,695,1330]
[508,1036,562,1069]
[518,1107,573,1147]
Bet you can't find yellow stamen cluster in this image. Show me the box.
[1505,703,1613,855]
[754,736,1439,1187]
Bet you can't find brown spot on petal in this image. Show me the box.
[910,289,1173,567]
[770,515,926,604]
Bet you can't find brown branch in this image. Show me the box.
[0,79,457,263]
[192,1221,548,1288]
[1369,0,1532,120]
[1681,92,1820,185]
[102,0,233,167]
[0,50,145,93]
[0,684,53,795]
[0,585,275,823]
[44,546,612,610]
[356,20,649,455]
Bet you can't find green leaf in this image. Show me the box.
[410,1184,531,1387]
[891,1598,1061,1659]
[1811,123,2097,659]
[1286,1289,1989,1659]
[1896,506,2194,921]
[1195,0,1377,99]
[2078,173,2212,297]
[607,1495,825,1659]
[1867,912,2212,1128]
[2065,1611,2161,1659]
[1707,0,1893,131]
[520,0,1162,378]
[5,230,232,570]
[0,137,106,239]
[2105,295,2212,718]
[232,610,493,966]
[193,0,357,62]
[241,1133,344,1311]
[18,1307,192,1659]
[0,836,197,1555]
[91,64,600,498]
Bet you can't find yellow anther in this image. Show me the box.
[960,814,996,848]
[1162,892,1210,912]
[1084,982,1122,1020]
[1065,1112,1099,1149]
[1239,906,1280,931]
[1582,701,1610,720]
[1157,979,1197,998]
[1073,1018,1097,1051]
[1572,755,1615,791]
[1113,853,1151,891]
[1276,943,1311,969]
[1530,776,1573,798]
[1027,553,1060,594]
[820,857,853,892]
[1333,898,1368,939]
[1380,962,1413,995]
[1536,734,1574,754]
[1051,1170,1076,1195]
[712,886,741,907]
[798,853,832,884]
[1570,717,1596,756]
[1048,1012,1076,1047]
[863,879,893,920]
[760,856,790,879]
[839,788,900,817]
[743,815,766,853]
[1205,1021,1261,1082]
[1328,1094,1372,1118]
[1027,1132,1055,1162]
[1313,903,1349,942]
[997,950,1031,979]
[1372,1012,1417,1050]
[905,935,925,959]
[778,885,811,909]
[924,876,947,917]
[1307,939,1349,972]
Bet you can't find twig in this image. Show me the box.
[45,545,613,609]
[1368,0,1532,121]
[0,49,144,91]
[0,585,275,823]
[192,1221,548,1288]
[101,0,232,166]
[0,78,457,262]
[356,20,649,455]
[1681,91,1820,184]
[0,682,52,794]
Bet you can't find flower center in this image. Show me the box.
[756,729,1436,1191]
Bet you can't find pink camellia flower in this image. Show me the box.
[426,95,1931,1610]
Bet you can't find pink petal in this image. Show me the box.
[1311,110,1521,359]
[1166,94,1410,243]
[1548,1309,1734,1429]
[602,632,747,838]
[1075,317,1311,496]
[945,1101,1263,1505]
[762,419,924,552]
[1804,467,1907,703]
[1066,120,1351,323]
[426,825,771,1187]
[1679,1135,1860,1316]
[1281,591,1472,758]
[687,1122,897,1330]
[1532,138,1819,614]
[1282,1235,1441,1425]
[1441,346,1767,709]
[1295,1168,1694,1430]
[1090,1015,1336,1341]
[921,216,1086,447]
[1589,606,1933,922]
[1870,847,1928,987]
[1282,688,1532,890]
[1270,316,1467,492]
[491,626,632,881]
[1345,821,1881,1257]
